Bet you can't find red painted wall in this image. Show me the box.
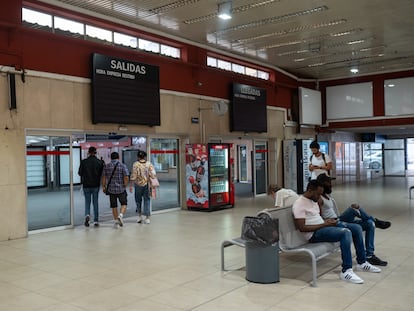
[0,0,298,109]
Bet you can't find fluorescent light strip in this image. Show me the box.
[359,45,386,52]
[241,19,346,44]
[326,36,375,49]
[292,46,384,63]
[304,53,387,69]
[213,6,328,33]
[278,49,310,56]
[275,29,362,55]
[150,0,202,14]
[330,28,362,37]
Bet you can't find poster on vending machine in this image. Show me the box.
[186,144,209,208]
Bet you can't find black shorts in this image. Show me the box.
[109,191,128,208]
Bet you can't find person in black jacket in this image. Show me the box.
[78,146,104,227]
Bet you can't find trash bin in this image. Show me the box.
[241,214,279,284]
[245,241,279,283]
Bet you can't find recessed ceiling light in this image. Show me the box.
[350,67,359,73]
[218,1,232,20]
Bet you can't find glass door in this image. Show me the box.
[150,138,180,210]
[26,134,73,230]
[238,145,248,183]
[384,139,405,176]
[335,142,358,183]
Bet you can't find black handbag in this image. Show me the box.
[241,214,279,245]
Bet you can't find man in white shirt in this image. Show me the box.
[309,141,332,180]
[292,180,381,284]
[267,184,299,207]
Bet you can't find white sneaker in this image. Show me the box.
[137,216,143,223]
[356,261,381,273]
[340,268,364,284]
[117,215,124,227]
[144,217,150,224]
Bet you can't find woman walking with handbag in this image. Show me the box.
[129,150,157,224]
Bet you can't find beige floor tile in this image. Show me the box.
[116,299,184,311]
[34,279,105,302]
[0,177,413,311]
[10,271,70,291]
[69,288,139,311]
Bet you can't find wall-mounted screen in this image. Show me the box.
[230,83,267,133]
[298,87,322,125]
[384,77,414,116]
[92,53,160,126]
[326,82,373,120]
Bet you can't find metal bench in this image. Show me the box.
[221,237,246,271]
[221,206,340,286]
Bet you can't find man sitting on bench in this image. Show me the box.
[317,174,389,266]
[292,180,381,284]
[267,184,299,208]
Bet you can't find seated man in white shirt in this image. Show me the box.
[267,184,299,208]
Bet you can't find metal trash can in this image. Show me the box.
[241,214,280,284]
[245,241,279,283]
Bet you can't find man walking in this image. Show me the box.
[102,152,129,227]
[78,146,104,227]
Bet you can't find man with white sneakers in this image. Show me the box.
[292,180,381,284]
[317,173,389,267]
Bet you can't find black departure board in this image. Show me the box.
[230,83,267,133]
[92,53,160,126]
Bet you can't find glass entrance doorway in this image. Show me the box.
[26,134,76,230]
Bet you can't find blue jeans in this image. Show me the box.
[339,207,375,257]
[83,187,99,222]
[134,184,151,216]
[309,223,366,271]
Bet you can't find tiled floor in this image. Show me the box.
[1,176,414,310]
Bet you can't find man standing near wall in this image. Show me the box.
[102,152,129,227]
[309,141,333,180]
[78,146,104,227]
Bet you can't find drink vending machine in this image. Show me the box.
[186,143,234,210]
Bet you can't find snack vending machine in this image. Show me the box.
[186,143,234,210]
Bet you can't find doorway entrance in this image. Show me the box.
[26,133,77,231]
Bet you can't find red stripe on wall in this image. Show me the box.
[26,151,70,156]
[151,150,179,154]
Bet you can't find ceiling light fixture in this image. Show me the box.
[350,66,359,74]
[218,1,232,20]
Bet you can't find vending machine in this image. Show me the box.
[186,143,234,210]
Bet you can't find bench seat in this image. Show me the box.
[221,206,340,286]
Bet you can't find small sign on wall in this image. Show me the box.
[191,117,199,124]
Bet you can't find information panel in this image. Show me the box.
[92,53,160,126]
[230,83,267,133]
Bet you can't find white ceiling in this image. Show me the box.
[39,0,414,137]
[42,0,414,80]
